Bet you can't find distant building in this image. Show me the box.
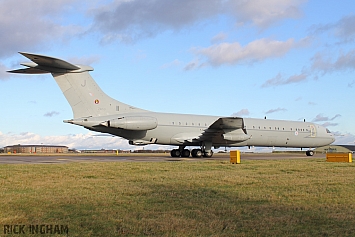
[80,149,118,154]
[4,144,68,154]
[315,145,355,153]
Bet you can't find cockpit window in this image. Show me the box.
[326,128,331,133]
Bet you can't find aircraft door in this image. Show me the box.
[310,125,316,137]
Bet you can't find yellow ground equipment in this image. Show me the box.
[230,150,241,164]
[326,153,352,163]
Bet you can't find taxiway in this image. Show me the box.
[0,153,324,164]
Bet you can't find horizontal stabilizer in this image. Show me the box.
[20,52,80,70]
[8,68,49,74]
[8,52,93,74]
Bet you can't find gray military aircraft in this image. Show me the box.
[9,52,335,157]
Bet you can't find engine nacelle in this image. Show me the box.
[101,116,158,130]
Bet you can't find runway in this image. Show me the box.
[0,153,324,164]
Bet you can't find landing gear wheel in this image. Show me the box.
[191,149,202,158]
[306,150,314,156]
[181,149,190,157]
[203,150,213,158]
[170,149,181,157]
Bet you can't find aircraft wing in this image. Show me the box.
[208,117,244,129]
[170,117,248,144]
[199,117,250,143]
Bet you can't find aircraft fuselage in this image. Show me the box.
[72,111,334,149]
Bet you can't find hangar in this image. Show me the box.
[4,144,68,154]
[315,145,355,153]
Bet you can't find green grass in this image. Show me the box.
[1,159,355,236]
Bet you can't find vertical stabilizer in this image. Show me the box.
[8,52,147,118]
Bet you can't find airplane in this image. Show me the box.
[9,52,335,157]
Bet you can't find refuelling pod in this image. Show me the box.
[101,116,158,131]
[223,131,251,142]
[129,138,158,145]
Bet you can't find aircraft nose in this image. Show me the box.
[328,135,335,144]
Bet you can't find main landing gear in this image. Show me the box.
[170,145,214,158]
[306,150,314,156]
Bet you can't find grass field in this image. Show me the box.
[1,159,355,236]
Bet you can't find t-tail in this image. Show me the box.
[8,52,147,119]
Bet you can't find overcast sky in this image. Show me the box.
[1,0,354,151]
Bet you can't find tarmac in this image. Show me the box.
[0,153,324,164]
